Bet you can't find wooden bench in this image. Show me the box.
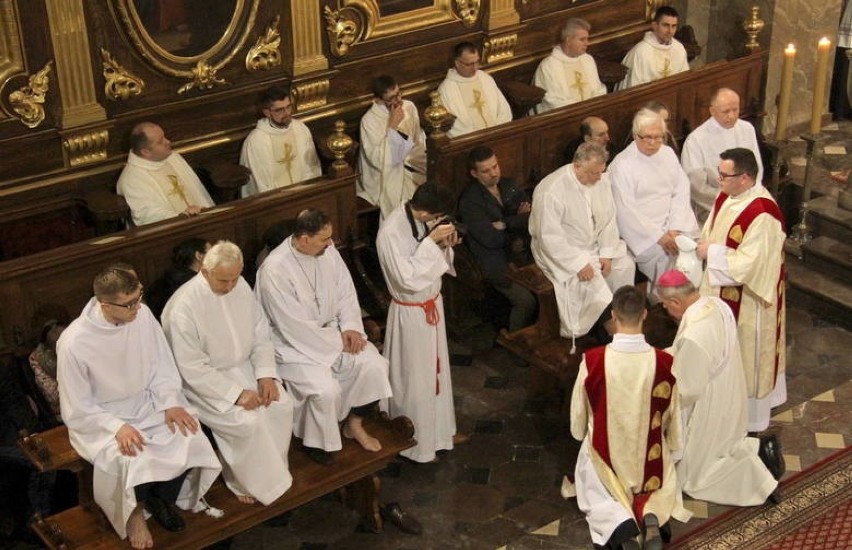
[19,414,415,549]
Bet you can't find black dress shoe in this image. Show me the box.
[758,434,785,480]
[767,485,783,505]
[305,446,334,466]
[642,514,663,550]
[381,502,422,535]
[145,495,185,532]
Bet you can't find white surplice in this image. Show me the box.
[617,32,689,90]
[116,150,215,226]
[57,300,221,539]
[533,47,607,113]
[680,117,764,222]
[357,100,427,218]
[609,142,699,284]
[240,118,322,197]
[437,68,512,137]
[162,274,294,505]
[376,205,457,463]
[255,237,392,451]
[700,184,786,431]
[529,164,634,338]
[670,296,777,504]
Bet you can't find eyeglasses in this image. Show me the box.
[637,134,664,143]
[268,104,292,114]
[382,92,402,105]
[717,171,744,180]
[102,289,144,311]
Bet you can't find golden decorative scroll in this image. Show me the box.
[8,61,52,129]
[453,0,481,27]
[292,79,330,111]
[101,48,145,101]
[323,5,363,57]
[177,60,227,95]
[246,15,281,71]
[63,129,109,167]
[483,33,517,64]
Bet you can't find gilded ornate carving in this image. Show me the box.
[8,61,52,129]
[646,0,665,20]
[63,129,109,167]
[423,91,456,140]
[326,120,354,171]
[453,0,481,27]
[101,48,145,101]
[292,79,330,111]
[323,5,364,57]
[483,33,517,64]
[177,61,227,95]
[246,15,282,71]
[743,6,764,53]
[0,0,25,120]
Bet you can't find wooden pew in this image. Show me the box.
[20,414,416,549]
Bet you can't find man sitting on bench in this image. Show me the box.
[58,264,221,549]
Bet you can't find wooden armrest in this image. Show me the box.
[499,81,547,116]
[19,425,87,472]
[83,191,129,221]
[199,161,251,190]
[596,58,629,89]
[506,263,553,294]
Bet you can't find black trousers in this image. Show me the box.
[134,470,188,505]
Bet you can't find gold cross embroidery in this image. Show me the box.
[277,142,296,185]
[470,89,488,127]
[571,70,588,101]
[166,175,189,206]
[659,58,672,78]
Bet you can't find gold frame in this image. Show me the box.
[0,0,25,120]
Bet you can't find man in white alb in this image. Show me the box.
[617,6,689,90]
[255,209,392,465]
[240,85,322,197]
[438,41,512,137]
[534,18,607,113]
[680,88,764,222]
[117,122,215,226]
[358,75,428,218]
[162,241,294,506]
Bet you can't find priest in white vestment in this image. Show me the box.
[358,76,427,218]
[530,143,634,347]
[570,286,689,549]
[617,6,689,90]
[696,148,786,432]
[162,241,294,505]
[377,183,464,463]
[438,42,512,137]
[610,109,698,294]
[57,265,220,549]
[533,18,607,113]
[657,270,780,506]
[117,122,215,226]
[240,85,322,197]
[255,209,392,464]
[681,88,764,222]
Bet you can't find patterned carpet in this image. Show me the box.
[671,446,851,549]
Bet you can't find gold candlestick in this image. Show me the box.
[743,6,764,53]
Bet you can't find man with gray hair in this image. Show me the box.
[162,240,294,506]
[530,143,634,349]
[534,18,607,113]
[610,108,698,295]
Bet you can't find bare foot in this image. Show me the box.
[343,415,382,452]
[127,505,153,549]
[235,494,256,505]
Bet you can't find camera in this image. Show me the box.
[438,215,467,236]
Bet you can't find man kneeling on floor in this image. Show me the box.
[570,286,691,549]
[58,264,221,549]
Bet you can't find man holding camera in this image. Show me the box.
[376,183,469,463]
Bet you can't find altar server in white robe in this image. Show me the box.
[240,85,322,197]
[570,286,689,550]
[358,75,427,218]
[617,6,689,90]
[530,143,634,348]
[117,122,214,226]
[162,241,293,505]
[438,42,513,137]
[533,18,607,113]
[680,88,763,222]
[58,265,220,549]
[610,108,699,294]
[255,209,392,464]
[377,183,466,463]
[696,148,786,433]
[657,270,780,506]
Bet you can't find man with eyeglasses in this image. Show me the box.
[437,42,512,137]
[610,108,699,296]
[530,143,635,350]
[696,147,786,434]
[57,265,220,549]
[681,88,764,223]
[240,85,322,197]
[617,5,689,90]
[358,75,427,218]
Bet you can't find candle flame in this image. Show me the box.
[785,44,796,54]
[818,37,831,47]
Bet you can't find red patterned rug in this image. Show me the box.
[671,446,851,549]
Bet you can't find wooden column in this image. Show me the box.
[291,0,329,75]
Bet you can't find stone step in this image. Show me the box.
[803,236,852,282]
[808,195,852,244]
[785,256,852,331]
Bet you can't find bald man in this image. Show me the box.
[680,88,763,222]
[563,116,611,165]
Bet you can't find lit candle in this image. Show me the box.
[810,37,831,135]
[775,43,796,140]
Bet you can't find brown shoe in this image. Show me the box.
[452,433,471,445]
